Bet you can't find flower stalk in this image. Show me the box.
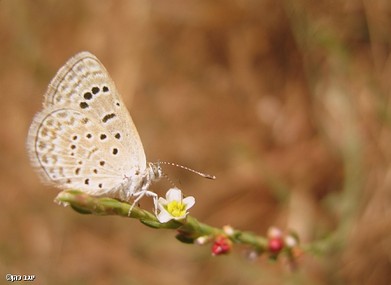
[55,190,299,261]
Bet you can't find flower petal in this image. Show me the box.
[157,209,173,223]
[158,197,167,205]
[183,196,195,209]
[166,188,183,201]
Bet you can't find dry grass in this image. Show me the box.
[1,1,390,284]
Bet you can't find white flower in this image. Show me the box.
[156,187,195,223]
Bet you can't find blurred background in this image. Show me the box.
[1,1,391,284]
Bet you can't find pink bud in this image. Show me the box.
[268,237,284,253]
[211,235,232,256]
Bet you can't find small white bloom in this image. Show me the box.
[156,187,195,223]
[284,235,298,248]
[267,226,282,239]
[223,225,235,236]
[195,235,211,245]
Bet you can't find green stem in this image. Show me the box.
[55,190,285,253]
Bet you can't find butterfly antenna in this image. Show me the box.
[162,172,177,188]
[159,161,216,180]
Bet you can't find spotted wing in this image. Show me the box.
[43,51,146,168]
[27,52,147,196]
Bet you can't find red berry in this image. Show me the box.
[268,237,284,253]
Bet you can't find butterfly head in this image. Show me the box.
[147,162,163,182]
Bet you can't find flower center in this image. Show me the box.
[166,200,186,217]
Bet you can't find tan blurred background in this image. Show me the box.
[1,1,391,284]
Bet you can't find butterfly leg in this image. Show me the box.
[128,191,144,216]
[145,191,158,216]
[128,190,158,216]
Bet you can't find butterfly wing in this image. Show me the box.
[43,51,146,167]
[27,52,147,197]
